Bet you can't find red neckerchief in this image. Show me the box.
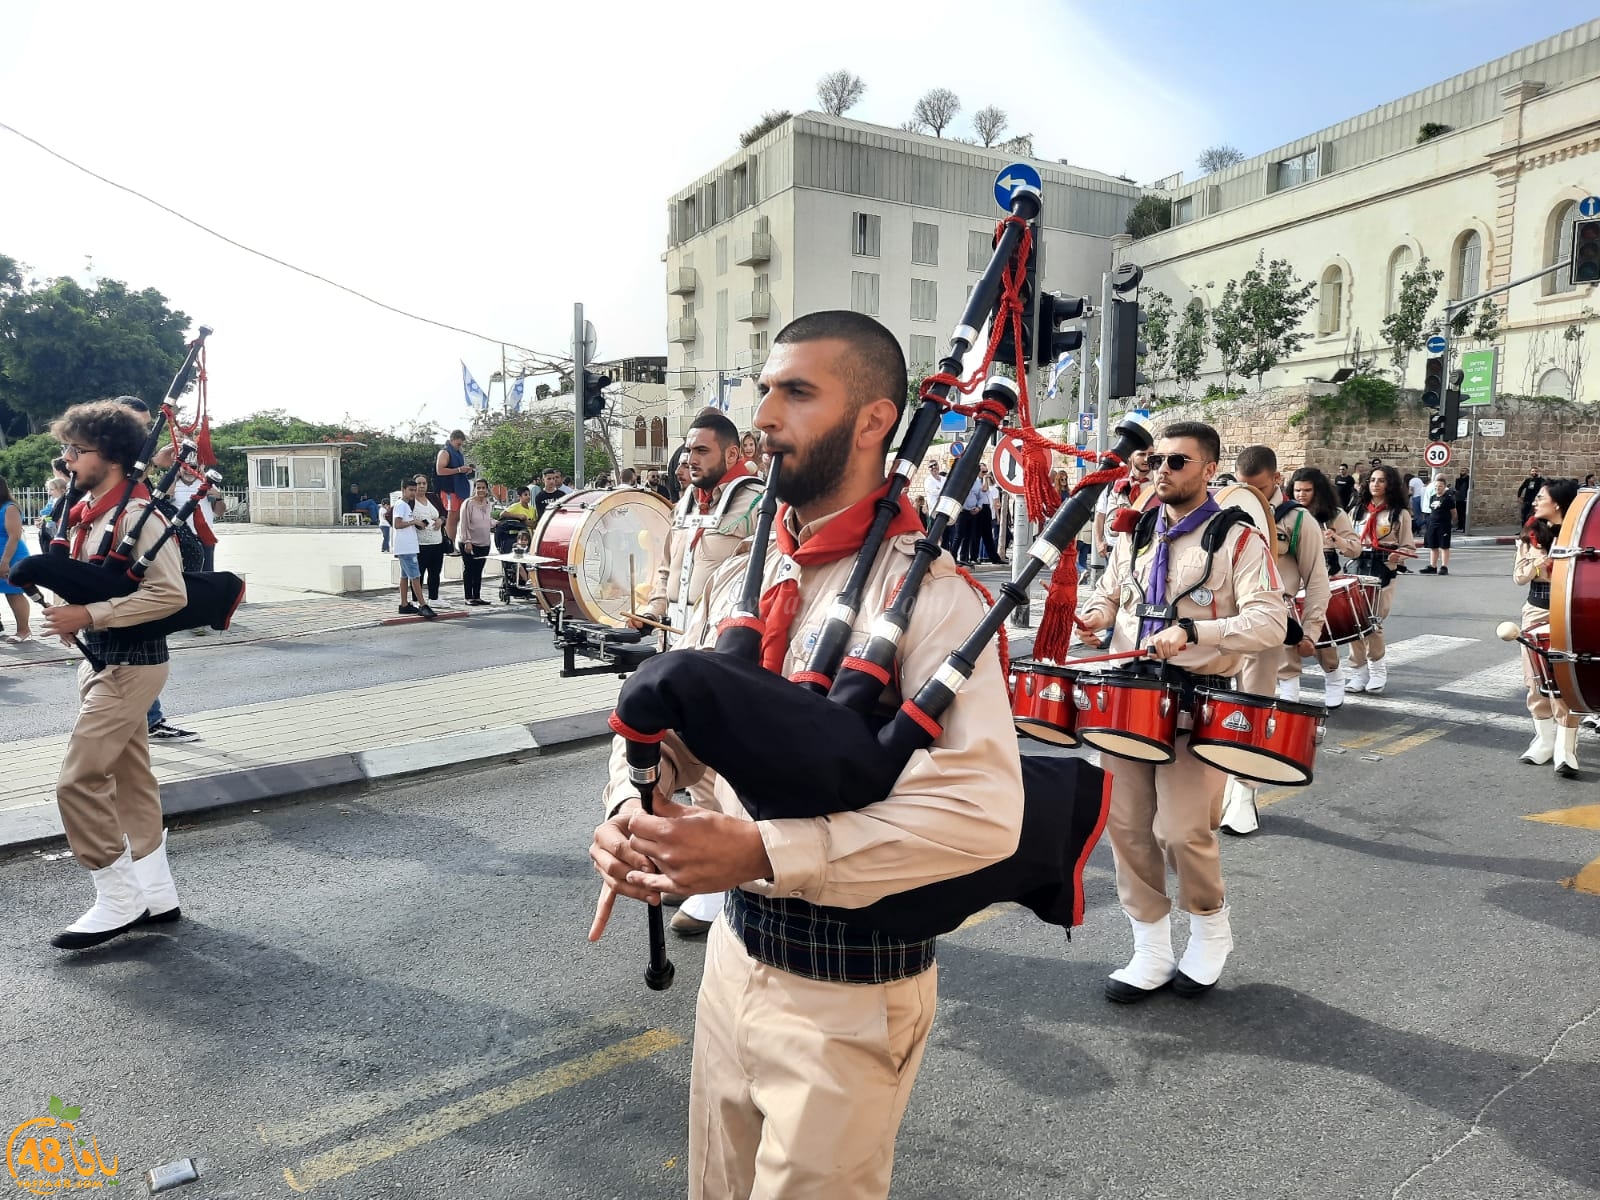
[70,483,149,559]
[756,482,923,675]
[695,460,754,515]
[1360,502,1393,549]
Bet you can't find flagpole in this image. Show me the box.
[501,344,509,416]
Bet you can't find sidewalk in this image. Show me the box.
[0,657,625,853]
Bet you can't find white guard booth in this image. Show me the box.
[236,442,366,527]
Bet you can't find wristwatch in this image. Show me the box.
[1177,618,1198,645]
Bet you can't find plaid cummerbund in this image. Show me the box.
[725,888,935,984]
[1528,582,1551,609]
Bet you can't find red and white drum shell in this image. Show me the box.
[1072,673,1180,764]
[1526,622,1558,698]
[1301,574,1378,646]
[1010,659,1081,747]
[1187,687,1326,786]
[531,488,673,627]
[1549,487,1600,713]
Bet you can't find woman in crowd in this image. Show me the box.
[1289,467,1362,707]
[1344,464,1413,695]
[411,473,447,605]
[740,431,761,474]
[1513,478,1582,777]
[0,475,34,643]
[457,478,495,606]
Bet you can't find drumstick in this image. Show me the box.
[1058,647,1153,668]
[624,611,685,635]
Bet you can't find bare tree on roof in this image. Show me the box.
[817,70,866,116]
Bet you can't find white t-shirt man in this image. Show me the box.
[923,465,945,507]
[1409,475,1427,506]
[173,478,214,537]
[390,499,420,556]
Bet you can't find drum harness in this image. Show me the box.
[669,474,765,637]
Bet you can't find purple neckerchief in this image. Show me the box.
[1138,496,1221,642]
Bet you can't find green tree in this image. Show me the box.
[739,110,792,147]
[1214,252,1315,390]
[1125,196,1172,240]
[1171,298,1208,397]
[1210,282,1245,391]
[1141,289,1175,384]
[1379,255,1444,385]
[0,432,60,489]
[1197,144,1246,174]
[471,412,609,488]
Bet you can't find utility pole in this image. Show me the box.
[572,302,586,489]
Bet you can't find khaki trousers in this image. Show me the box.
[1107,749,1227,923]
[1522,604,1577,727]
[689,917,937,1200]
[57,661,169,870]
[1345,583,1394,667]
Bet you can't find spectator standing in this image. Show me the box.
[389,480,435,619]
[38,477,67,555]
[1453,469,1471,531]
[953,475,985,566]
[739,431,760,473]
[1584,473,1597,488]
[411,474,446,605]
[1517,466,1546,525]
[1419,476,1455,574]
[0,475,35,643]
[975,471,1002,563]
[618,468,638,487]
[500,485,536,532]
[435,430,473,548]
[1333,463,1356,510]
[532,467,566,521]
[173,471,219,573]
[378,496,392,553]
[1406,471,1426,524]
[457,479,494,606]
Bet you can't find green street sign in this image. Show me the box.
[1460,348,1496,407]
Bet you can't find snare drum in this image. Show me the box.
[1303,574,1379,646]
[1526,622,1559,698]
[1010,659,1081,747]
[531,488,673,626]
[1073,673,1180,763]
[1187,687,1326,785]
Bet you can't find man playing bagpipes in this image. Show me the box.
[40,400,188,950]
[588,312,1023,1199]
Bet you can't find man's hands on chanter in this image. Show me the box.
[588,795,773,942]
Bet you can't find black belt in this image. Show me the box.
[1528,582,1551,609]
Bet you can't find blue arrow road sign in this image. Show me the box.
[1427,335,1447,354]
[1580,196,1600,218]
[994,162,1043,211]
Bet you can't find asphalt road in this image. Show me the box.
[2,545,1598,1198]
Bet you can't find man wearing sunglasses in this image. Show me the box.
[1078,422,1287,1003]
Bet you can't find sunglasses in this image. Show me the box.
[1146,453,1213,473]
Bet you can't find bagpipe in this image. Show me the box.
[606,182,1156,990]
[13,327,246,670]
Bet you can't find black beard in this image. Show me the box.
[773,415,856,510]
[693,460,728,492]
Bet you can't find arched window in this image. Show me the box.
[649,417,667,456]
[1386,246,1414,316]
[1318,265,1344,334]
[1453,230,1482,301]
[633,416,647,449]
[1537,368,1573,400]
[1548,201,1582,295]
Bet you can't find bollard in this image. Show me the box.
[330,564,363,595]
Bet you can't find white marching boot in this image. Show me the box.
[1105,912,1176,1004]
[1219,778,1260,836]
[1345,662,1370,693]
[132,830,182,925]
[51,848,149,950]
[1174,905,1235,997]
[1555,723,1581,779]
[1521,718,1557,765]
[1276,677,1301,703]
[1322,666,1346,709]
[1364,658,1389,693]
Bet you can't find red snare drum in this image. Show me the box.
[1303,574,1377,646]
[1073,673,1180,763]
[1549,487,1600,712]
[1187,687,1326,785]
[1526,622,1558,698]
[531,489,673,627]
[1011,659,1081,747]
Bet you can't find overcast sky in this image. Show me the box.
[2,0,1594,435]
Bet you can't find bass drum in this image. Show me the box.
[1549,486,1600,712]
[1210,482,1276,543]
[532,488,673,627]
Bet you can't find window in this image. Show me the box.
[911,278,937,322]
[634,417,647,449]
[967,230,990,272]
[753,272,769,294]
[650,418,667,455]
[1454,231,1482,301]
[850,271,880,316]
[680,299,694,319]
[1173,196,1194,224]
[716,236,728,275]
[1549,201,1582,295]
[291,457,327,489]
[851,212,881,257]
[912,221,939,266]
[1537,368,1573,400]
[1386,246,1414,316]
[1318,265,1344,335]
[254,457,288,489]
[731,164,749,212]
[1273,148,1318,191]
[910,334,938,366]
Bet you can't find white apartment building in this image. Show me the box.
[1119,19,1600,403]
[663,114,1142,433]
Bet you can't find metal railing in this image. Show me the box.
[5,485,251,524]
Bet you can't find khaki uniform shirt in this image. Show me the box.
[605,503,1024,912]
[1269,488,1331,644]
[646,476,764,633]
[1080,505,1288,677]
[1323,508,1362,561]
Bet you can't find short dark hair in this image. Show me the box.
[1235,444,1277,476]
[401,478,416,488]
[774,310,907,451]
[51,400,150,474]
[689,409,740,449]
[542,466,561,478]
[1160,420,1221,464]
[51,456,67,474]
[115,395,150,416]
[1338,462,1348,471]
[517,486,531,497]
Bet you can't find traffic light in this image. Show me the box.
[1427,408,1446,441]
[1106,298,1148,399]
[1573,218,1600,288]
[1035,293,1087,368]
[993,223,1038,364]
[581,370,611,421]
[1420,354,1445,409]
[1441,380,1463,443]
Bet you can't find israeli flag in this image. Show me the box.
[1046,351,1074,400]
[719,376,738,413]
[462,361,490,411]
[507,377,525,414]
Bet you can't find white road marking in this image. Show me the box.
[1301,634,1478,677]
[1436,659,1526,700]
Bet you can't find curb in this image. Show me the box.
[0,708,617,857]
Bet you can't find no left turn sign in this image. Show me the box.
[992,433,1028,495]
[1424,441,1452,468]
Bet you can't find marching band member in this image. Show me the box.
[1288,467,1362,708]
[630,409,765,937]
[1343,464,1414,695]
[590,311,1021,1199]
[1078,422,1286,1002]
[42,400,187,950]
[1513,478,1581,777]
[1218,446,1331,836]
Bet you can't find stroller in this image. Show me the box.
[493,518,539,605]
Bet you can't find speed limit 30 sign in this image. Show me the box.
[1424,441,1452,468]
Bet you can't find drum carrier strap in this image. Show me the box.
[1273,499,1306,558]
[1127,505,1254,626]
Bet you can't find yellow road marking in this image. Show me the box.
[1564,859,1600,896]
[282,1028,683,1192]
[1256,787,1295,809]
[955,904,1015,932]
[1338,723,1415,750]
[1374,728,1448,756]
[1526,804,1600,831]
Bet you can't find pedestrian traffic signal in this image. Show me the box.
[1573,218,1600,287]
[1421,355,1445,409]
[1035,293,1087,368]
[1106,298,1148,399]
[581,370,611,421]
[994,229,1038,365]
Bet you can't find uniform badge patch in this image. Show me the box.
[1191,586,1213,605]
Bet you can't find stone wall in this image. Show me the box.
[1139,386,1600,526]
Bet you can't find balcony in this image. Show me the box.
[734,233,772,265]
[667,318,699,344]
[734,348,768,374]
[666,267,698,296]
[734,291,771,322]
[666,369,699,391]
